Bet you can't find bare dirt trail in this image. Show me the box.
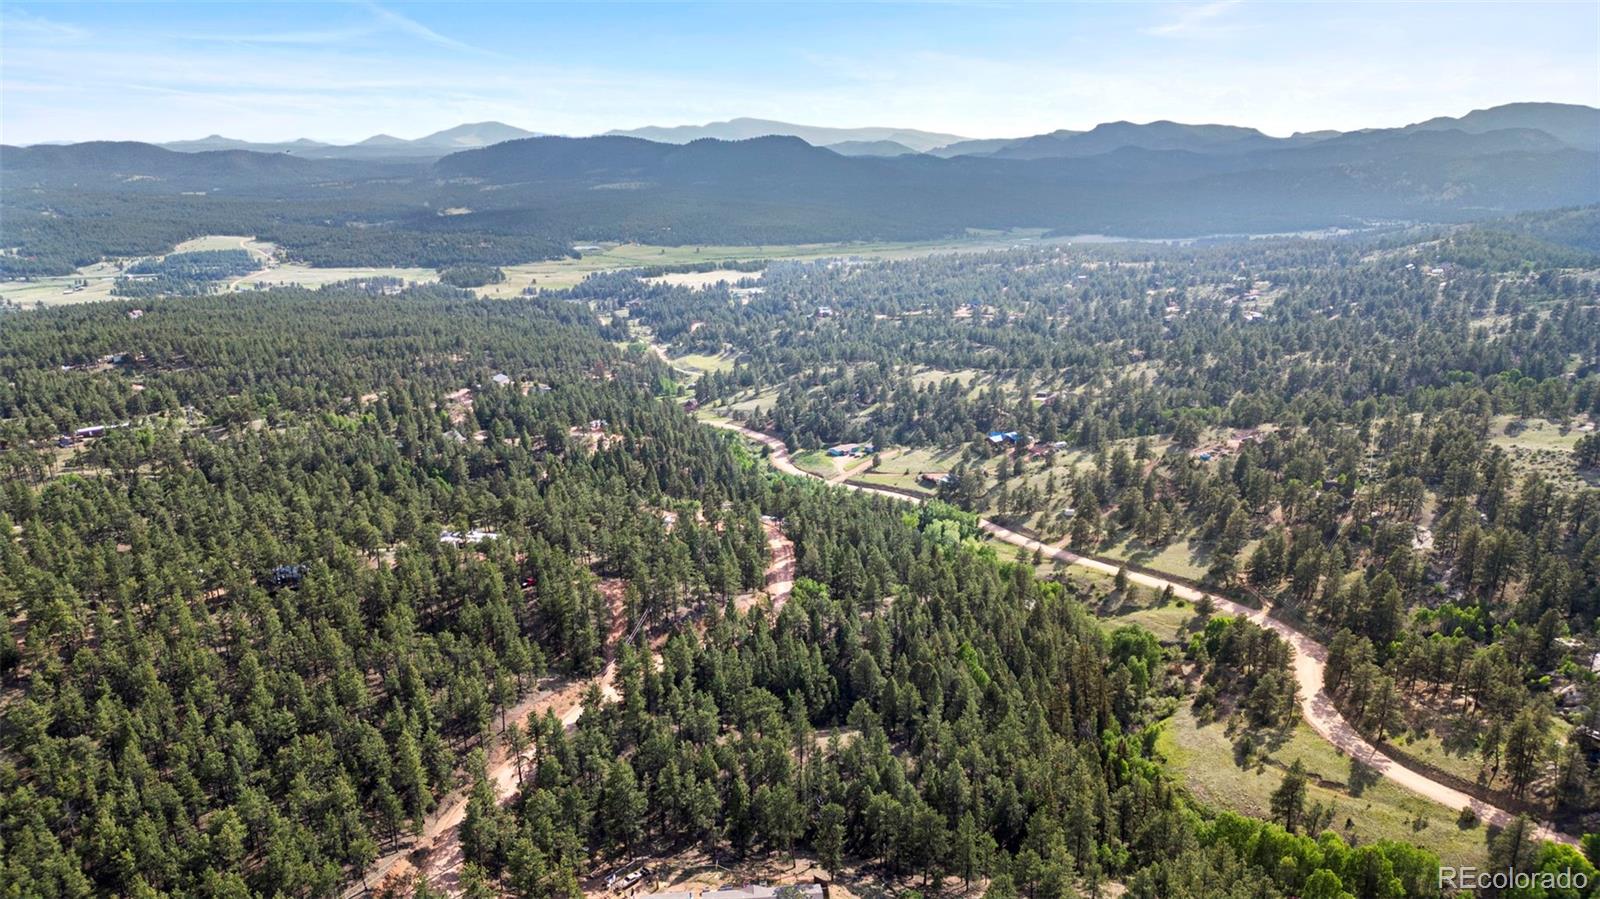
[702,417,1578,847]
[357,524,804,896]
[762,516,796,611]
[353,585,630,897]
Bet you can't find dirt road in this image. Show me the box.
[762,516,796,609]
[352,585,629,897]
[226,237,274,291]
[702,417,1577,847]
[354,516,805,896]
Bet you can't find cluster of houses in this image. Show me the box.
[984,430,1070,459]
[825,442,874,458]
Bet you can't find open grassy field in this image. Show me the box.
[708,387,781,417]
[173,234,273,257]
[790,449,844,479]
[907,367,984,390]
[7,231,1067,308]
[643,269,762,290]
[475,231,1066,296]
[1,260,126,308]
[0,235,435,308]
[670,351,737,375]
[1097,597,1199,642]
[233,262,439,291]
[1158,703,1490,864]
[1097,536,1217,583]
[1381,715,1573,799]
[1487,414,1596,488]
[853,445,964,492]
[1489,415,1587,453]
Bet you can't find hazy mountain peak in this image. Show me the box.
[604,118,969,153]
[1403,101,1599,151]
[413,121,538,148]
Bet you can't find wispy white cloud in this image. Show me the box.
[0,7,91,41]
[166,2,498,55]
[363,1,499,56]
[1145,0,1247,38]
[183,26,383,46]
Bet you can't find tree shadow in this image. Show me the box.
[1347,757,1381,797]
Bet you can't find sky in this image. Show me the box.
[2,1,1597,145]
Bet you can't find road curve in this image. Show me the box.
[702,417,1578,847]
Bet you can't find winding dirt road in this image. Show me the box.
[225,236,275,292]
[702,417,1578,847]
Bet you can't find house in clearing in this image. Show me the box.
[440,529,498,546]
[267,564,305,588]
[918,472,955,487]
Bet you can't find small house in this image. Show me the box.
[440,529,498,546]
[268,564,305,588]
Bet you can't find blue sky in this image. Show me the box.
[3,1,1596,144]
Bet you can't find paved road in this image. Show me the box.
[702,417,1578,847]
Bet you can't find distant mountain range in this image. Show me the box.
[80,102,1598,163]
[604,117,969,153]
[156,122,540,158]
[4,102,1596,263]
